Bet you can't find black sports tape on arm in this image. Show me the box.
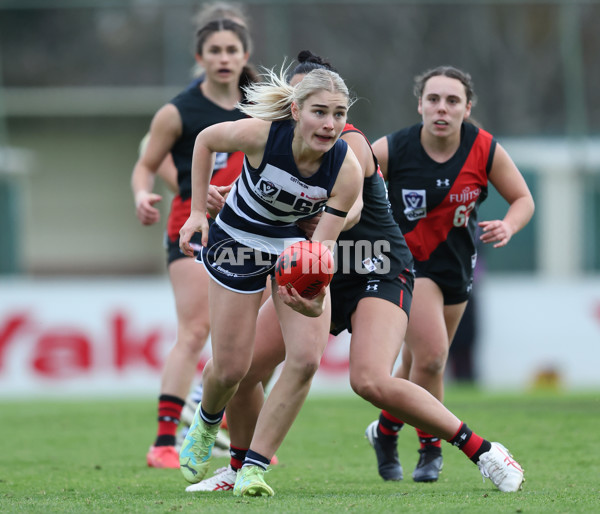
[324,205,348,218]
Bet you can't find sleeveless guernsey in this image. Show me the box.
[216,119,348,255]
[386,122,495,286]
[338,124,412,278]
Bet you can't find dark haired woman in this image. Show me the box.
[131,15,257,469]
[366,65,534,483]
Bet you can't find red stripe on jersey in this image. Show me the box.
[167,195,192,242]
[404,130,493,262]
[166,151,245,241]
[210,151,244,187]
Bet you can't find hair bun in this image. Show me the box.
[297,50,322,64]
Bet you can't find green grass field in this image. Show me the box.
[1,387,599,513]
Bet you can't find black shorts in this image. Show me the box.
[198,223,277,294]
[166,231,204,265]
[329,269,414,335]
[414,266,472,305]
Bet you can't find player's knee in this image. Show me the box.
[176,322,210,354]
[298,359,320,383]
[188,321,210,347]
[416,348,449,376]
[242,365,272,388]
[286,355,320,383]
[213,363,248,389]
[349,374,384,406]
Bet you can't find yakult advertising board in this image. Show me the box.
[1,276,600,397]
[0,278,353,397]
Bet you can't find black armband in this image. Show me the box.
[324,205,348,218]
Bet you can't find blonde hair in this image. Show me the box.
[238,66,354,122]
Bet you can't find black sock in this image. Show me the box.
[155,394,185,447]
[199,405,225,425]
[378,410,404,437]
[243,449,271,471]
[229,445,248,471]
[449,422,492,464]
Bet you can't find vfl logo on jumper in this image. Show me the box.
[436,178,450,188]
[255,179,281,203]
[402,189,426,221]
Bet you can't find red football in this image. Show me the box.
[274,240,335,299]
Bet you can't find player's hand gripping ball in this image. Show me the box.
[275,240,334,299]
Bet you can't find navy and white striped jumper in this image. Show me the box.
[215,119,348,255]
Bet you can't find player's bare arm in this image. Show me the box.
[371,136,390,181]
[480,144,535,248]
[131,104,182,225]
[312,147,363,249]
